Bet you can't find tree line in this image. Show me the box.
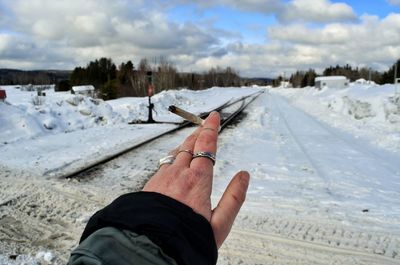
[0,69,70,86]
[288,59,400,88]
[2,57,399,96]
[63,57,242,100]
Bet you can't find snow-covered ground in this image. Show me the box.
[0,86,257,177]
[0,83,399,264]
[274,81,400,152]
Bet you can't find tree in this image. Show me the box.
[154,57,177,92]
[381,59,400,84]
[290,71,304,88]
[289,69,316,88]
[56,80,71,92]
[101,79,118,100]
[302,69,316,87]
[117,60,136,97]
[70,57,117,97]
[203,66,241,88]
[272,76,283,87]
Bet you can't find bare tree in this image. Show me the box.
[130,58,151,96]
[154,57,177,92]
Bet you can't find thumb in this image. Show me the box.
[210,171,250,248]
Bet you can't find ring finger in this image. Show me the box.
[173,126,202,168]
[158,147,179,171]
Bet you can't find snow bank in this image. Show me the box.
[1,86,122,145]
[0,85,260,176]
[274,83,400,152]
[108,87,258,122]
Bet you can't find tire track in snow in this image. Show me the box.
[231,214,400,261]
[219,226,399,265]
[269,93,334,196]
[216,92,399,264]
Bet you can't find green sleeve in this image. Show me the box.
[67,227,178,265]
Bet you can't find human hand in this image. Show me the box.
[143,111,250,248]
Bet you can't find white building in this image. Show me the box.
[71,85,95,96]
[315,76,349,89]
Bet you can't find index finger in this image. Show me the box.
[190,111,220,173]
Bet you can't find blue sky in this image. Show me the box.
[168,5,277,43]
[333,0,399,17]
[0,0,399,77]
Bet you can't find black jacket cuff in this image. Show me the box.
[80,191,218,265]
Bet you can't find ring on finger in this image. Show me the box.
[202,126,221,133]
[159,155,175,168]
[192,151,216,165]
[202,127,217,132]
[178,149,193,156]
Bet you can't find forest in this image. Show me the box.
[1,58,399,100]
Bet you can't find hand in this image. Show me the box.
[143,111,250,248]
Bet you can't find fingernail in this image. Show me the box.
[240,171,250,184]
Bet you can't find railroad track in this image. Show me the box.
[63,90,264,179]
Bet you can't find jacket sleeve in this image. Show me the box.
[67,227,177,265]
[68,191,218,265]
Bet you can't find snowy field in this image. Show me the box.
[0,83,399,264]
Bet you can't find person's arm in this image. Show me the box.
[67,112,249,265]
[68,192,217,265]
[68,227,177,265]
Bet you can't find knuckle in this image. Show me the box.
[185,133,197,144]
[192,167,208,178]
[230,192,246,205]
[196,133,216,149]
[183,168,205,189]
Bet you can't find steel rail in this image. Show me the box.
[63,90,263,179]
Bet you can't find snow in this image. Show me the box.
[273,83,400,152]
[315,76,347,81]
[71,85,95,92]
[0,86,259,176]
[1,83,400,264]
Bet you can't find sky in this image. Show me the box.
[0,0,400,77]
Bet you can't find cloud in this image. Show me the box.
[387,0,400,6]
[0,0,399,78]
[174,0,282,14]
[174,0,356,23]
[278,0,357,23]
[217,0,282,14]
[187,13,400,77]
[269,14,400,48]
[0,0,219,69]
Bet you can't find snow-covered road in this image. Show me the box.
[268,93,400,226]
[1,86,399,264]
[214,92,400,264]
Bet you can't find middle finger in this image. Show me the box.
[173,126,202,168]
[190,111,220,174]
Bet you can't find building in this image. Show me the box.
[0,89,6,102]
[315,76,349,89]
[71,85,95,97]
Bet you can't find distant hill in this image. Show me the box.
[242,77,274,86]
[0,69,72,85]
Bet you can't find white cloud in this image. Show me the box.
[175,0,356,23]
[174,0,282,14]
[278,0,357,23]
[387,0,400,6]
[187,13,400,76]
[1,0,219,69]
[218,0,282,13]
[0,0,399,77]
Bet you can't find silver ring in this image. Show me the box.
[192,151,216,165]
[202,127,217,132]
[178,149,193,156]
[159,155,175,168]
